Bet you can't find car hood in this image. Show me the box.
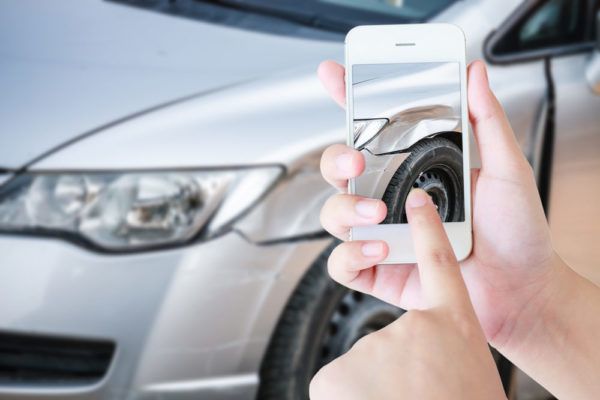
[31,65,347,170]
[0,0,341,169]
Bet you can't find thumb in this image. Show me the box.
[467,60,530,178]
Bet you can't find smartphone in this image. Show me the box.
[345,24,472,264]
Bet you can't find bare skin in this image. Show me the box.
[310,189,506,400]
[313,59,600,399]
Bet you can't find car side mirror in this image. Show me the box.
[585,11,600,94]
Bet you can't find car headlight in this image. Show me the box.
[0,167,283,251]
[353,118,388,149]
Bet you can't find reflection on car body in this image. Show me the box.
[354,105,460,154]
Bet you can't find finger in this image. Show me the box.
[405,189,472,310]
[321,144,365,192]
[467,60,530,178]
[320,194,386,240]
[318,60,346,109]
[328,240,388,286]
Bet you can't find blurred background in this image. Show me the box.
[0,0,598,399]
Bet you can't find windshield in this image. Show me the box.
[210,0,457,31]
[318,0,455,19]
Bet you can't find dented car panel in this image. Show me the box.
[352,62,462,201]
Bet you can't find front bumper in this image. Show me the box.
[0,231,332,399]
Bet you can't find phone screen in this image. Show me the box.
[352,62,464,224]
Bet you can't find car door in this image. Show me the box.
[548,2,600,283]
[485,0,600,284]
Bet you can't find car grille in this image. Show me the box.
[0,331,115,385]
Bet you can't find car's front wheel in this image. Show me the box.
[256,243,530,400]
[256,243,404,399]
[382,136,464,223]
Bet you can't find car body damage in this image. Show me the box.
[352,62,462,201]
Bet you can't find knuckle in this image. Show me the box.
[350,332,373,351]
[319,204,335,233]
[409,209,438,228]
[319,210,336,237]
[408,211,427,227]
[399,310,430,337]
[319,155,328,178]
[321,194,338,215]
[427,247,457,266]
[448,310,479,340]
[319,205,328,229]
[309,365,333,399]
[327,245,349,278]
[519,162,536,181]
[385,318,408,338]
[320,195,346,231]
[510,158,532,176]
[377,200,388,221]
[351,332,390,363]
[505,158,535,182]
[309,357,347,399]
[326,247,340,279]
[409,309,428,322]
[351,330,385,355]
[521,161,534,176]
[327,243,364,283]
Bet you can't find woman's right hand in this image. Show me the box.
[318,58,600,400]
[318,60,559,350]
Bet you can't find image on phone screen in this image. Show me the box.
[352,62,464,224]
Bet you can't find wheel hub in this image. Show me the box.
[318,291,403,367]
[412,169,451,220]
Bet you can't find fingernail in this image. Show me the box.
[406,189,428,208]
[336,153,354,173]
[362,242,383,257]
[355,199,381,217]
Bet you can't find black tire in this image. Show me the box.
[257,243,405,400]
[382,136,464,224]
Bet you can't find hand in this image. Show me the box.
[310,189,506,400]
[317,60,559,350]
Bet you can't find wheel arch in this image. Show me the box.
[358,130,461,200]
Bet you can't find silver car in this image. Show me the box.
[0,0,598,399]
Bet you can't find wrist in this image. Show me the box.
[493,251,573,355]
[494,253,600,398]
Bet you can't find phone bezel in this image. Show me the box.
[345,24,472,263]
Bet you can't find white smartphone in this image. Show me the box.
[345,24,472,264]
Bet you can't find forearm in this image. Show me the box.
[499,254,600,399]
